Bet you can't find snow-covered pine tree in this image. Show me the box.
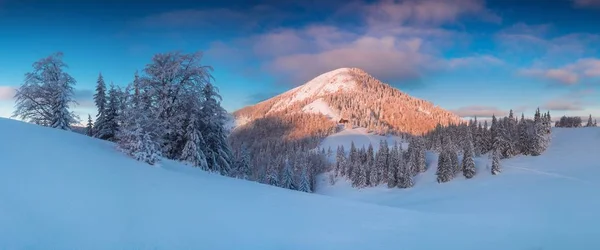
[236,145,252,180]
[366,143,375,186]
[93,73,107,137]
[298,165,312,193]
[348,141,357,179]
[586,115,594,127]
[449,147,460,176]
[462,129,476,179]
[531,108,551,156]
[377,140,390,184]
[96,83,119,141]
[418,137,427,174]
[387,142,399,188]
[13,52,78,128]
[266,162,280,187]
[491,148,501,175]
[86,114,94,136]
[180,115,209,170]
[335,145,346,176]
[200,82,234,175]
[436,149,452,183]
[281,157,296,190]
[131,126,160,165]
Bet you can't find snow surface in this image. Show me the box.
[301,98,341,121]
[317,127,600,250]
[272,68,356,112]
[2,118,600,249]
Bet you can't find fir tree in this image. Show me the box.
[298,166,312,193]
[236,145,252,180]
[180,116,209,170]
[281,157,296,190]
[335,145,346,177]
[130,124,160,165]
[387,142,399,188]
[462,129,476,179]
[491,148,501,175]
[586,115,594,127]
[93,73,107,137]
[200,82,234,175]
[86,114,93,136]
[436,150,452,183]
[366,143,375,186]
[267,163,280,187]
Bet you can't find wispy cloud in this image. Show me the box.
[451,105,508,117]
[520,58,600,85]
[573,0,600,8]
[205,0,502,86]
[541,89,595,111]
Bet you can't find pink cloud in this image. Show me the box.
[520,58,600,85]
[0,86,15,101]
[451,106,508,117]
[542,99,584,111]
[573,0,600,8]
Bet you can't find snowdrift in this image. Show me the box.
[1,118,599,249]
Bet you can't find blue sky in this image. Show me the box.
[0,0,599,121]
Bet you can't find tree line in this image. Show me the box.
[554,115,597,128]
[13,51,237,176]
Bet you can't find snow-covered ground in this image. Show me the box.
[301,98,341,121]
[2,118,600,249]
[317,127,600,249]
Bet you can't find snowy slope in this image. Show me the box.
[301,98,341,121]
[271,68,356,112]
[2,118,600,249]
[317,127,600,249]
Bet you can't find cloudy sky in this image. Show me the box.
[0,0,599,121]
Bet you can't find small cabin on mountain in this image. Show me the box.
[338,118,349,124]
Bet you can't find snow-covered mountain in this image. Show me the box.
[234,67,461,135]
[2,116,600,249]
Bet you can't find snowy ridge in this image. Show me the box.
[271,68,357,112]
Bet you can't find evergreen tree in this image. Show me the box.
[387,142,399,188]
[266,163,280,187]
[86,114,93,136]
[335,145,346,176]
[586,115,594,127]
[518,113,530,155]
[236,145,252,180]
[366,143,375,186]
[281,157,296,190]
[449,148,460,176]
[462,129,476,179]
[93,73,107,137]
[298,166,312,193]
[201,82,234,175]
[415,137,427,174]
[491,148,501,175]
[96,83,119,141]
[436,150,452,183]
[179,115,209,170]
[348,141,357,179]
[375,140,390,185]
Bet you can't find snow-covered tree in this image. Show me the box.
[436,149,452,183]
[462,129,476,179]
[335,145,346,176]
[586,115,594,127]
[180,115,209,170]
[95,83,119,141]
[366,143,375,186]
[298,166,312,193]
[93,73,107,137]
[200,82,234,175]
[266,163,280,187]
[86,114,94,136]
[281,157,296,190]
[236,145,252,180]
[387,142,399,188]
[13,52,78,128]
[491,148,501,175]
